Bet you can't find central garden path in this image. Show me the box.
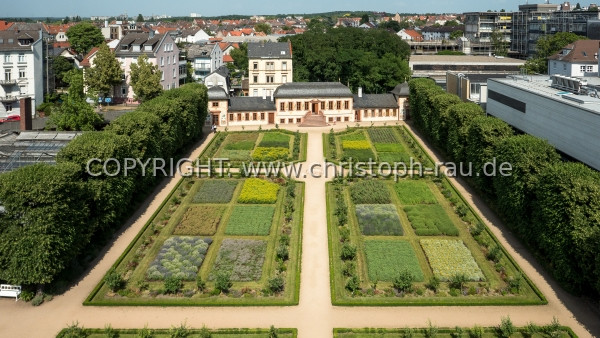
[0,124,597,338]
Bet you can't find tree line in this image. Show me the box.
[0,84,208,287]
[409,78,600,297]
[282,26,411,93]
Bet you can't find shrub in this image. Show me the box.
[169,322,190,338]
[214,271,233,293]
[196,276,206,291]
[238,178,280,204]
[426,276,440,292]
[269,325,278,338]
[276,245,289,261]
[486,245,503,263]
[104,269,125,292]
[342,261,356,277]
[424,320,438,338]
[355,204,403,236]
[393,270,415,292]
[448,273,469,291]
[498,316,515,338]
[163,276,183,294]
[339,226,350,242]
[345,275,361,292]
[340,243,357,261]
[19,289,35,302]
[199,325,212,338]
[104,324,119,338]
[268,274,285,293]
[350,180,391,204]
[469,325,484,338]
[252,147,289,161]
[57,322,88,338]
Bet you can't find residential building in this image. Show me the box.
[176,28,210,44]
[547,39,599,77]
[101,21,124,40]
[397,29,424,42]
[247,41,292,97]
[464,12,512,44]
[187,43,222,81]
[0,31,43,117]
[204,65,231,93]
[114,32,179,103]
[421,26,464,41]
[487,75,600,170]
[446,72,515,108]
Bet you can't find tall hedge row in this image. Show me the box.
[409,78,600,296]
[0,83,208,286]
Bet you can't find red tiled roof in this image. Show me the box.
[154,26,177,34]
[228,31,242,37]
[0,21,14,31]
[223,54,234,63]
[53,41,71,49]
[80,47,99,68]
[548,40,600,63]
[209,37,222,42]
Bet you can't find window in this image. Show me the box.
[253,75,258,83]
[282,75,287,83]
[4,69,11,81]
[288,118,294,123]
[296,102,301,110]
[393,109,397,117]
[266,62,274,70]
[378,109,382,117]
[238,113,242,121]
[266,75,274,83]
[121,86,127,95]
[280,118,285,123]
[253,113,257,120]
[304,102,309,110]
[282,61,287,70]
[18,69,25,79]
[212,102,219,107]
[587,65,594,72]
[6,104,12,112]
[344,117,349,122]
[563,64,567,71]
[328,101,333,109]
[363,110,367,118]
[160,56,164,66]
[580,65,586,72]
[336,101,341,109]
[328,117,334,122]
[167,56,170,65]
[344,101,349,109]
[253,89,258,96]
[253,62,258,70]
[280,102,285,111]
[172,69,176,78]
[261,113,265,120]
[245,113,249,121]
[161,72,164,81]
[321,102,325,110]
[4,54,11,63]
[229,113,234,121]
[288,102,294,111]
[336,117,341,122]
[18,54,25,63]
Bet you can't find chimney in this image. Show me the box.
[358,87,363,98]
[19,97,32,131]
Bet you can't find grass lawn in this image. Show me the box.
[259,132,291,148]
[225,205,275,236]
[374,143,405,153]
[364,240,424,281]
[420,239,485,281]
[173,205,225,236]
[193,180,238,204]
[394,180,437,205]
[210,239,268,281]
[349,180,391,204]
[404,204,459,236]
[355,204,403,236]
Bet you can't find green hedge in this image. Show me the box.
[409,78,600,297]
[0,83,208,287]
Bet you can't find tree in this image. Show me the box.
[215,271,232,293]
[130,54,162,103]
[444,20,460,26]
[53,56,74,87]
[254,22,271,35]
[48,94,102,131]
[392,270,415,292]
[136,13,144,22]
[378,20,402,32]
[575,2,581,10]
[230,42,248,76]
[490,30,508,56]
[66,22,104,55]
[360,14,370,25]
[449,30,463,40]
[523,32,587,74]
[64,68,85,100]
[84,43,123,98]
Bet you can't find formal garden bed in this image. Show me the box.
[57,324,296,338]
[324,126,433,168]
[327,173,546,305]
[333,318,576,337]
[199,129,307,167]
[85,177,304,306]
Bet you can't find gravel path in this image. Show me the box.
[0,123,597,338]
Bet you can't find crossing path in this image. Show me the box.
[0,123,597,338]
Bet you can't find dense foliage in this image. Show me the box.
[284,27,411,93]
[523,32,587,74]
[409,78,600,296]
[129,54,163,103]
[66,22,104,55]
[0,83,208,286]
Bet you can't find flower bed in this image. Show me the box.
[364,240,424,281]
[146,236,211,280]
[238,178,280,204]
[342,140,371,150]
[349,180,391,204]
[420,239,484,281]
[394,180,438,205]
[355,204,403,236]
[193,180,238,204]
[404,204,459,236]
[252,147,290,162]
[174,205,225,236]
[210,239,267,281]
[225,205,276,236]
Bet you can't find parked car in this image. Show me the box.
[0,115,20,123]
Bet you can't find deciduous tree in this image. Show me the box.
[129,54,162,103]
[84,43,123,98]
[66,22,104,55]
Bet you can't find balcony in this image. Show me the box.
[0,80,17,86]
[0,95,19,103]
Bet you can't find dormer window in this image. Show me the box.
[18,39,30,46]
[121,45,129,51]
[144,45,152,51]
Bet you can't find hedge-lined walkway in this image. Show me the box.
[0,122,596,338]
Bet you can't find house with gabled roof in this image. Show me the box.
[548,40,600,77]
[247,41,293,98]
[397,29,423,42]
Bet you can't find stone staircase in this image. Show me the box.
[299,111,329,127]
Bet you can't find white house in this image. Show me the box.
[247,41,293,97]
[176,28,210,44]
[548,39,599,77]
[0,30,43,117]
[187,43,223,81]
[204,65,230,93]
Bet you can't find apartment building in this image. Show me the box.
[464,12,512,43]
[187,43,222,81]
[0,31,43,117]
[247,41,292,97]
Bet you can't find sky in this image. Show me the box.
[2,0,520,18]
